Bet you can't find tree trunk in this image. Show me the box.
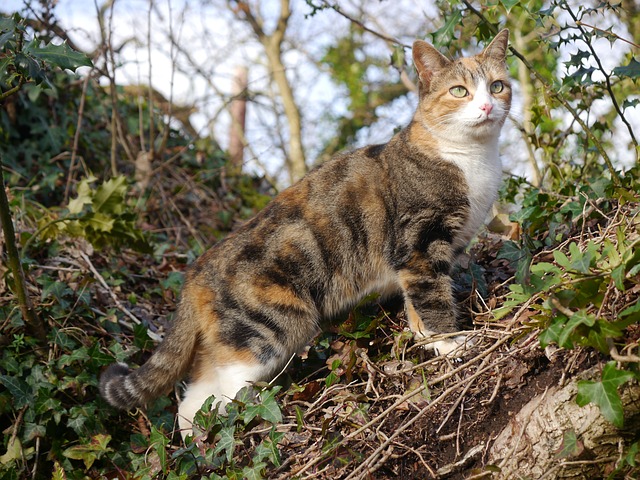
[487,366,640,478]
[232,0,308,184]
[228,65,248,176]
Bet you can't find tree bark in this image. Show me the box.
[229,65,249,176]
[0,163,47,343]
[487,366,640,478]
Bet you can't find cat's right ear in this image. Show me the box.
[412,40,451,90]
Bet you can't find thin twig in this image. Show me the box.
[78,250,142,326]
[65,71,92,204]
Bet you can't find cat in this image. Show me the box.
[100,29,512,438]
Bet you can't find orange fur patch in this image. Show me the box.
[404,300,426,334]
[260,283,309,311]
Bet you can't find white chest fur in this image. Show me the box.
[440,138,502,248]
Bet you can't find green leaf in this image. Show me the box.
[242,462,267,480]
[24,40,92,71]
[568,242,593,274]
[554,429,583,459]
[612,264,626,291]
[62,434,111,469]
[0,28,14,50]
[613,57,640,80]
[85,212,115,233]
[624,441,639,467]
[558,310,595,348]
[539,317,565,348]
[92,176,127,214]
[431,9,462,47]
[499,0,520,13]
[14,51,46,84]
[253,429,284,467]
[576,362,634,427]
[150,426,169,473]
[244,387,282,425]
[0,375,33,409]
[52,461,66,480]
[619,300,640,322]
[553,250,571,269]
[1,436,36,467]
[213,425,237,463]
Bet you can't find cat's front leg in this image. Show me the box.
[398,250,468,357]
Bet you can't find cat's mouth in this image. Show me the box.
[472,116,495,126]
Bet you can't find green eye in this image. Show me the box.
[449,86,468,98]
[490,80,504,94]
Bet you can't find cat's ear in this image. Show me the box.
[412,40,451,90]
[481,29,509,61]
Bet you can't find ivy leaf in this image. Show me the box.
[150,426,168,473]
[611,264,626,291]
[558,309,595,348]
[242,461,267,480]
[0,437,34,465]
[576,362,634,427]
[553,250,571,269]
[213,425,237,463]
[52,461,66,480]
[619,299,640,322]
[24,40,92,71]
[253,429,284,467]
[539,316,565,348]
[62,434,112,469]
[568,242,592,274]
[554,429,584,459]
[244,387,282,425]
[613,57,640,80]
[0,374,33,409]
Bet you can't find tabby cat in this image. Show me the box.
[100,29,512,438]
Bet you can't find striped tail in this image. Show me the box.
[99,292,200,410]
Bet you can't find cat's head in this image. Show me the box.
[412,29,512,141]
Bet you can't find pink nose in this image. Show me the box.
[480,103,493,115]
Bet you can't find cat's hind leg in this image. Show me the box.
[178,356,279,440]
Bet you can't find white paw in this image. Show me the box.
[429,335,472,358]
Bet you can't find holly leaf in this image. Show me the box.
[613,57,640,80]
[431,9,462,47]
[576,362,634,427]
[25,40,92,71]
[92,176,128,214]
[500,0,520,13]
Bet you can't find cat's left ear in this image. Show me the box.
[481,29,509,61]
